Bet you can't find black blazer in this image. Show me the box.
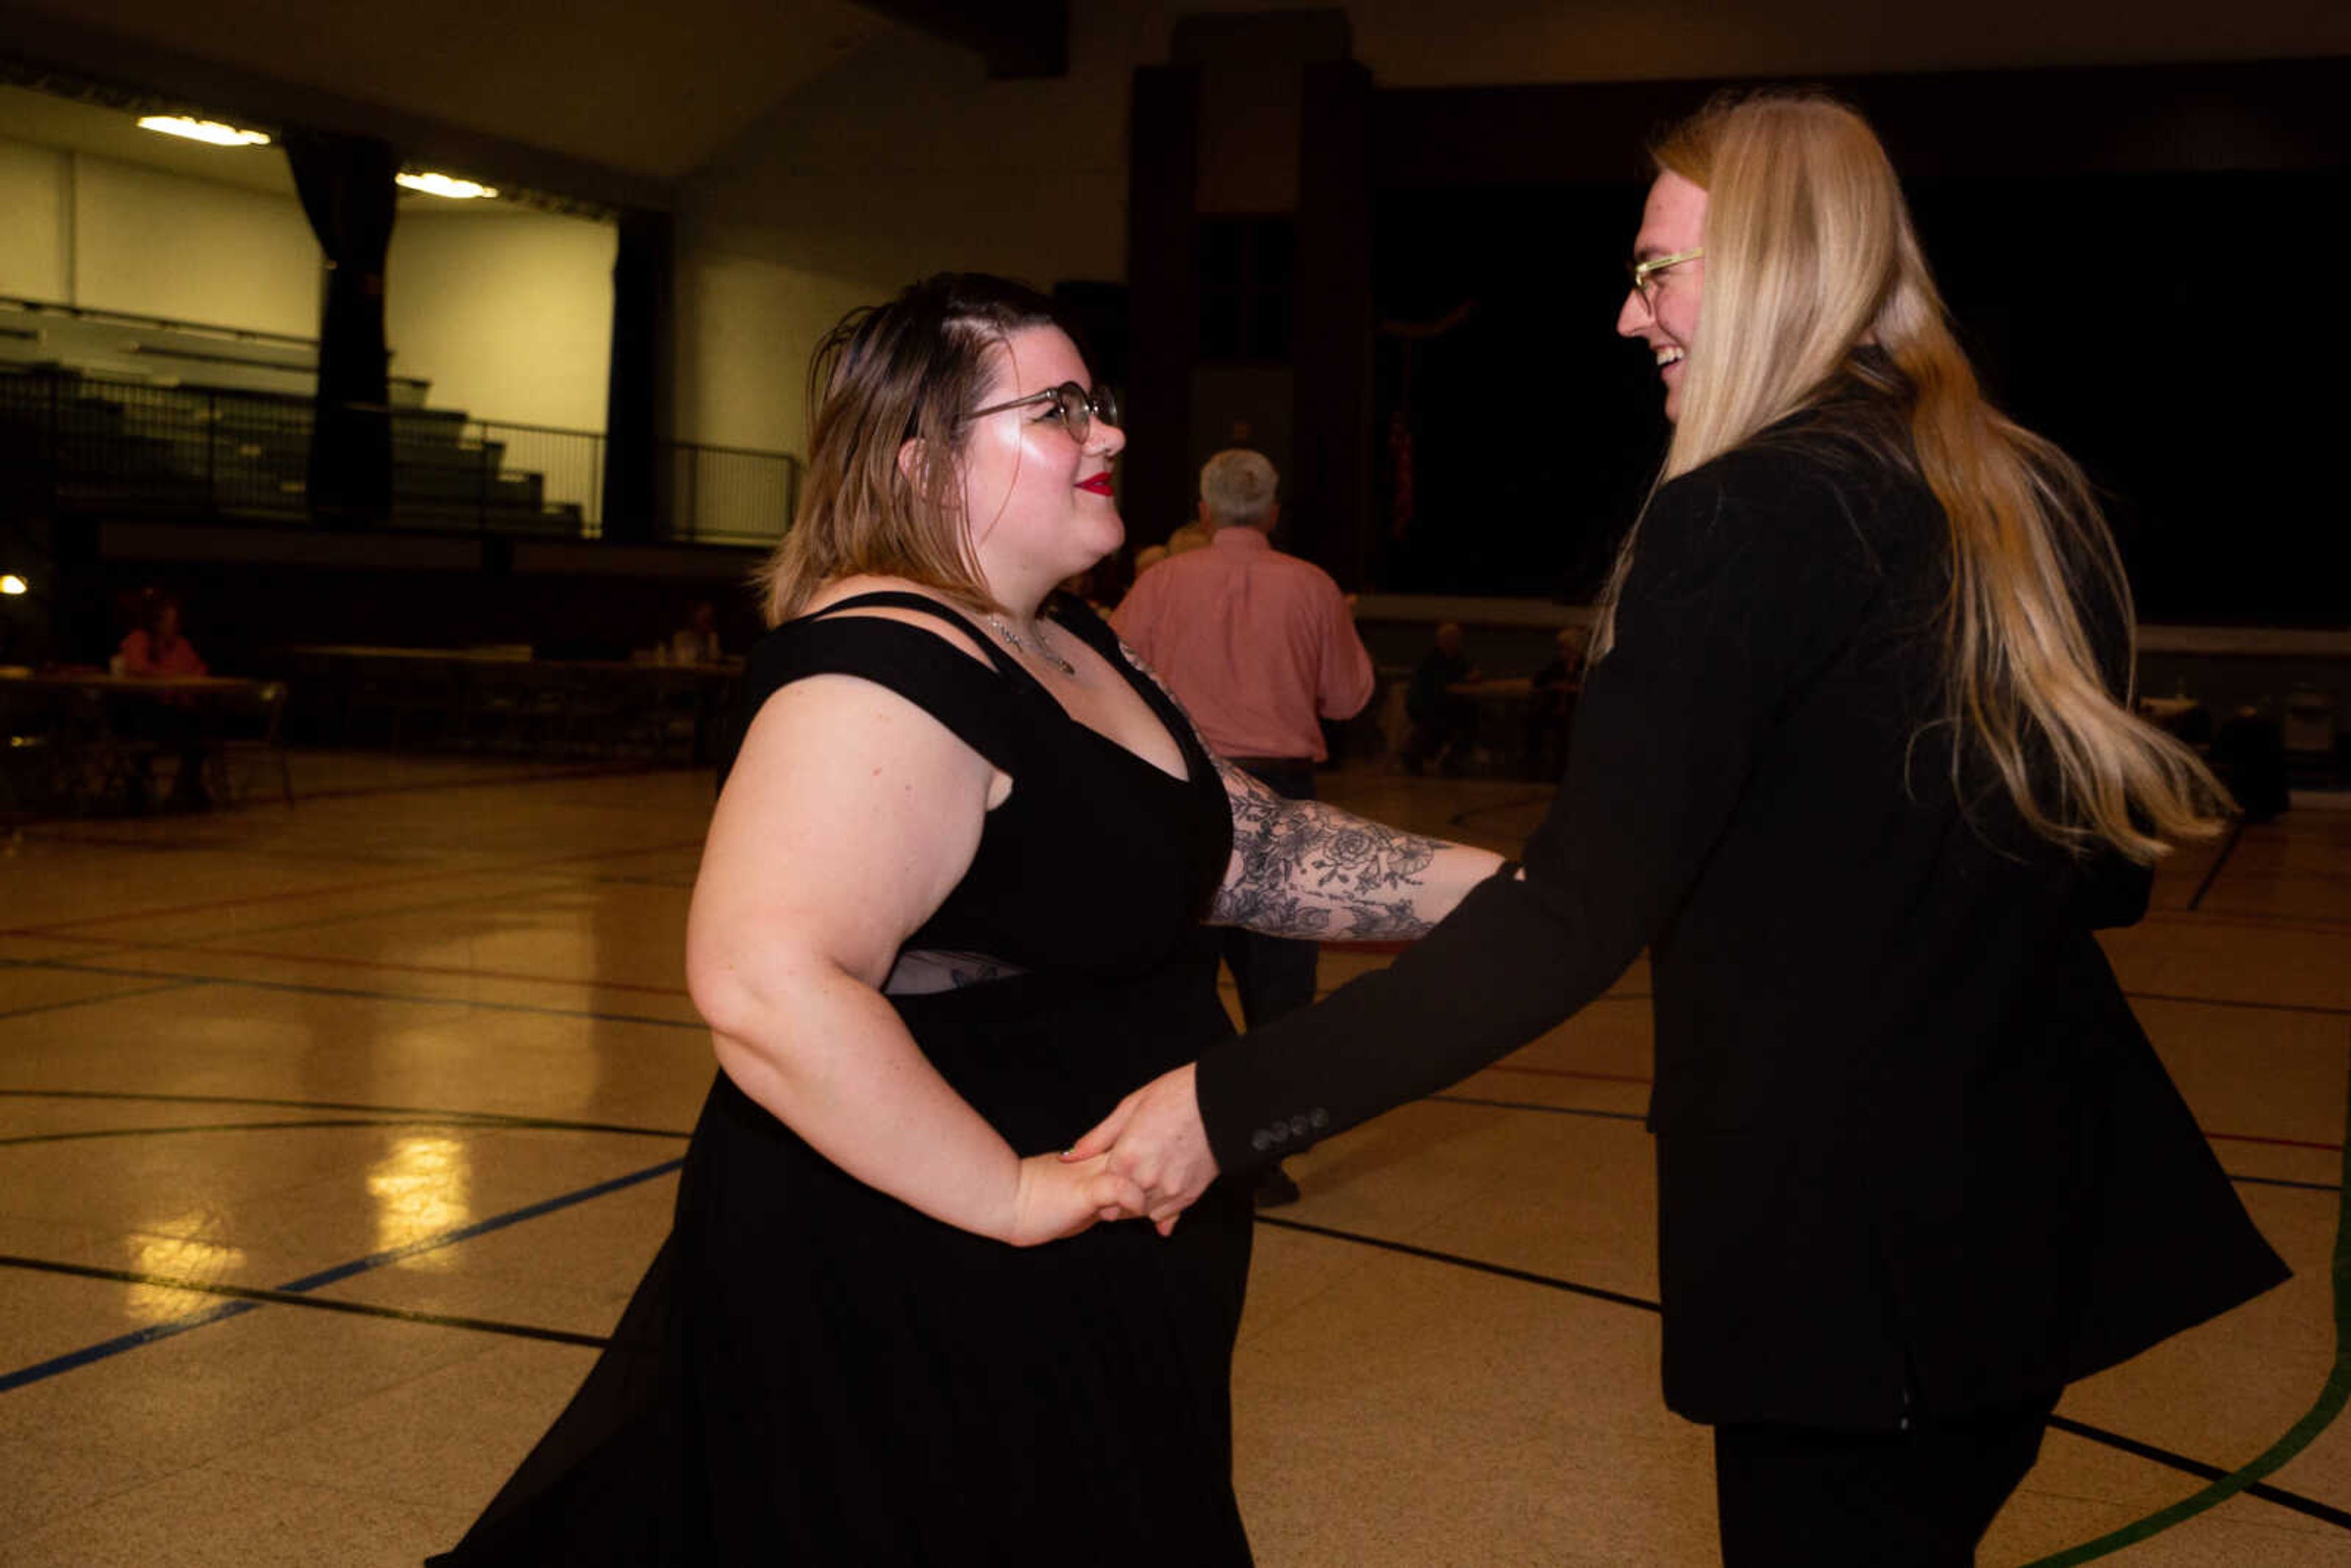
[1195,410,2287,1429]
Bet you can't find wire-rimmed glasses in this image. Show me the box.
[1627,247,1704,312]
[964,382,1122,445]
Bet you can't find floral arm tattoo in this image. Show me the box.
[1209,759,1449,940]
[1111,635,1488,942]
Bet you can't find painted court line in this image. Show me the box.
[21,930,695,998]
[1,836,707,939]
[0,979,205,1023]
[0,1253,609,1349]
[2186,819,2246,912]
[1259,1214,2351,1540]
[0,955,703,1032]
[2020,1049,2351,1562]
[0,1156,683,1395]
[0,1086,692,1141]
[1423,1092,1648,1124]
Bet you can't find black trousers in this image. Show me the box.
[1712,1388,2060,1567]
[1220,759,1320,1029]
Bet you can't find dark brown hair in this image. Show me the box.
[757,274,1065,625]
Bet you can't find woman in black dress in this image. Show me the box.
[1076,95,2289,1564]
[430,274,1501,1564]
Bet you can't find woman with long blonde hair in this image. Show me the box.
[1076,94,2287,1564]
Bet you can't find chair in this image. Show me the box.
[204,681,295,807]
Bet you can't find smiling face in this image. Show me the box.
[1616,171,1709,422]
[955,325,1126,606]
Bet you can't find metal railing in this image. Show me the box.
[0,364,800,544]
[662,440,801,546]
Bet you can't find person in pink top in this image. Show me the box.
[1112,448,1376,1206]
[118,591,208,679]
[116,590,211,809]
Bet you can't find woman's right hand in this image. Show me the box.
[1000,1152,1148,1247]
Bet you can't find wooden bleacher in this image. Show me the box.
[0,298,579,531]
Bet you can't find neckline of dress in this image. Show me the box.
[804,590,1200,790]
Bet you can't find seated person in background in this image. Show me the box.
[116,589,210,809]
[1524,623,1588,781]
[670,601,726,665]
[1400,621,1481,775]
[119,590,207,678]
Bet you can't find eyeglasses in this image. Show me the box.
[964,381,1121,445]
[1627,247,1704,309]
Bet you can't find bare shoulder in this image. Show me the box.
[729,666,991,797]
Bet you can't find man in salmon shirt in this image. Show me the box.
[1112,448,1376,1207]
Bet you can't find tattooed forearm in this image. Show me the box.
[1116,641,1503,940]
[1210,757,1451,940]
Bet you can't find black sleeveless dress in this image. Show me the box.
[431,593,1255,1565]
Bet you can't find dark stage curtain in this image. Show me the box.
[283,130,398,525]
[601,209,673,544]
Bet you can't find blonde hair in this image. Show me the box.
[757,274,1064,625]
[1598,91,2228,861]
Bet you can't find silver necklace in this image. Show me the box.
[984,612,1076,677]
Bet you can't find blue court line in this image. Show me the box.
[0,1252,610,1349]
[0,978,204,1023]
[0,1155,682,1395]
[2233,1173,2344,1194]
[0,1087,692,1140]
[2186,818,2247,912]
[0,955,703,1032]
[1260,1215,2351,1534]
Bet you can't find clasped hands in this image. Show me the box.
[1021,1063,1220,1242]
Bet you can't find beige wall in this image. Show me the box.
[673,23,1130,456]
[71,154,323,336]
[384,209,617,434]
[0,140,70,301]
[0,133,613,434]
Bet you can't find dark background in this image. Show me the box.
[1369,165,2344,620]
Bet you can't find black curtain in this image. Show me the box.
[601,209,673,544]
[283,130,398,526]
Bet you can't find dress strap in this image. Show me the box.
[801,591,1037,689]
[718,601,1041,788]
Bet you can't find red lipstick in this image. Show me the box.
[1078,473,1115,495]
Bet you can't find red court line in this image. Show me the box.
[1,839,708,939]
[20,931,695,999]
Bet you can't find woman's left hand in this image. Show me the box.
[1001,1151,1149,1246]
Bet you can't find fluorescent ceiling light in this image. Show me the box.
[138,115,271,147]
[397,171,500,200]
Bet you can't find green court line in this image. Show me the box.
[2023,1049,2350,1564]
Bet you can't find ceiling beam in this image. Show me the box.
[856,0,1067,79]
